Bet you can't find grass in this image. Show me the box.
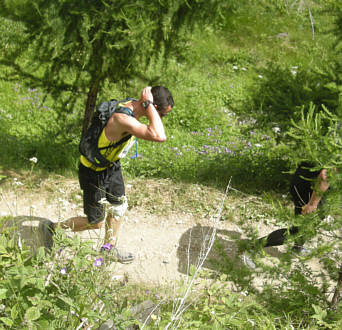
[1,0,342,328]
[0,1,335,191]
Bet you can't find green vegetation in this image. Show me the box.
[1,0,342,328]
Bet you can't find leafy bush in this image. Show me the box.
[235,63,340,131]
[0,219,137,329]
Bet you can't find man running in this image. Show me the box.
[39,86,174,263]
[242,162,330,269]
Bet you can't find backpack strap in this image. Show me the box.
[98,102,135,151]
[98,134,132,151]
[115,106,134,117]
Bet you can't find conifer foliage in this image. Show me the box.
[0,0,227,132]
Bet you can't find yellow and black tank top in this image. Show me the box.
[80,101,136,171]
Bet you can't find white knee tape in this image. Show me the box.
[109,196,128,218]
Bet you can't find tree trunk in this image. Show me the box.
[82,82,99,136]
[331,264,342,310]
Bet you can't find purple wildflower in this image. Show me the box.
[60,268,67,275]
[94,258,104,267]
[102,243,113,251]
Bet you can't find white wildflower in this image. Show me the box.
[242,67,247,71]
[13,180,24,186]
[325,215,334,224]
[272,126,281,133]
[233,65,238,70]
[29,157,38,163]
[255,144,262,147]
[258,75,263,79]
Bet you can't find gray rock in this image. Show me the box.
[98,319,116,330]
[130,300,158,324]
[0,215,51,252]
[97,300,159,330]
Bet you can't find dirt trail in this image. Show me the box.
[0,180,244,286]
[1,176,332,299]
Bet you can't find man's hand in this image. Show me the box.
[301,203,317,215]
[301,169,329,215]
[141,86,154,104]
[318,169,329,192]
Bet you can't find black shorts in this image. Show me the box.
[79,162,125,224]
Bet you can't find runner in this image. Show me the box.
[39,86,174,263]
[242,162,330,269]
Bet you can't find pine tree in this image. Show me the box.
[285,103,342,309]
[0,0,228,132]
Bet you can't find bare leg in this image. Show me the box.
[104,214,121,246]
[102,213,134,263]
[54,216,103,232]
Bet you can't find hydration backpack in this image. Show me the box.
[79,98,135,168]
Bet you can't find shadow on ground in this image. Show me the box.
[176,223,284,277]
[176,223,241,275]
